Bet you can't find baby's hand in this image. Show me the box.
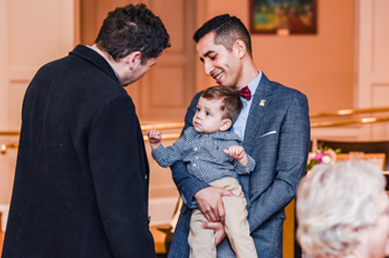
[224,145,245,159]
[147,130,161,143]
[224,145,248,166]
[146,130,162,150]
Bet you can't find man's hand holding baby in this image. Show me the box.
[223,145,248,166]
[146,130,162,150]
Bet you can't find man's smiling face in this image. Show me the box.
[196,32,243,87]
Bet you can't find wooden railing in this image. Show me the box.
[310,106,389,118]
[1,106,389,154]
[310,116,389,128]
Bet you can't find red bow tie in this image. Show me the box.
[239,86,251,100]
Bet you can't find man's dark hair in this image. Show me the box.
[201,85,243,125]
[193,14,252,57]
[95,4,170,64]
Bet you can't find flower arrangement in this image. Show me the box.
[307,147,341,171]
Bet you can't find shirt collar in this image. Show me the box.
[245,70,262,99]
[197,130,242,142]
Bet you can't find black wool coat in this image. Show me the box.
[2,45,155,258]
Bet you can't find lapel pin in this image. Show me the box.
[259,100,266,106]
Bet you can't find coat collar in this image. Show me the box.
[243,73,273,153]
[69,45,120,84]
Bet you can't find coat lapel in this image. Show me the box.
[243,73,273,154]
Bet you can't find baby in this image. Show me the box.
[147,85,257,258]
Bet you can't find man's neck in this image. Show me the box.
[236,57,259,89]
[91,44,114,65]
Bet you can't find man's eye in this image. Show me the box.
[210,55,217,60]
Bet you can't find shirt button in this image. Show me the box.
[193,163,197,167]
[195,156,199,159]
[194,147,198,151]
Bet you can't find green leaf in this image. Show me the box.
[307,159,320,171]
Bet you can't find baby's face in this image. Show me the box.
[193,97,229,133]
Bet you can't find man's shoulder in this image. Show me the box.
[261,75,307,103]
[193,90,203,102]
[35,55,71,75]
[36,48,94,77]
[267,79,305,96]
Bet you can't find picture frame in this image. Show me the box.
[250,0,317,35]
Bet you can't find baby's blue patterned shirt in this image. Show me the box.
[152,126,256,184]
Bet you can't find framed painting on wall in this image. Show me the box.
[250,0,317,35]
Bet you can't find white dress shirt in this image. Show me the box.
[232,70,262,141]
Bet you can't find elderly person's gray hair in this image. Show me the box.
[296,160,386,257]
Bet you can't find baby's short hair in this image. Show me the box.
[201,85,243,124]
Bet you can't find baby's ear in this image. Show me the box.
[219,119,232,131]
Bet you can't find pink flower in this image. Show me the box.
[307,147,340,171]
[313,152,325,162]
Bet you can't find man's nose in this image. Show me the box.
[204,60,213,76]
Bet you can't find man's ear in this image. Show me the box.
[234,40,247,58]
[219,119,232,131]
[125,51,142,70]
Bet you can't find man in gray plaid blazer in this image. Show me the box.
[168,14,310,258]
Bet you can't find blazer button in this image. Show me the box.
[145,174,148,179]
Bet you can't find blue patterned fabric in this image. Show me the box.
[152,127,256,184]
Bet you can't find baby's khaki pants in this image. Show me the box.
[188,177,257,258]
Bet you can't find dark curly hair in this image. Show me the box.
[201,85,243,125]
[193,14,252,57]
[95,4,170,64]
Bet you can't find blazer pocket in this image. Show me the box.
[259,131,277,138]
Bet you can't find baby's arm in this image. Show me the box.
[147,128,191,168]
[223,145,248,166]
[146,130,162,150]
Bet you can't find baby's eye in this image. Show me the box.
[196,107,200,112]
[206,112,211,116]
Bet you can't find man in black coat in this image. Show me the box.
[2,4,170,258]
